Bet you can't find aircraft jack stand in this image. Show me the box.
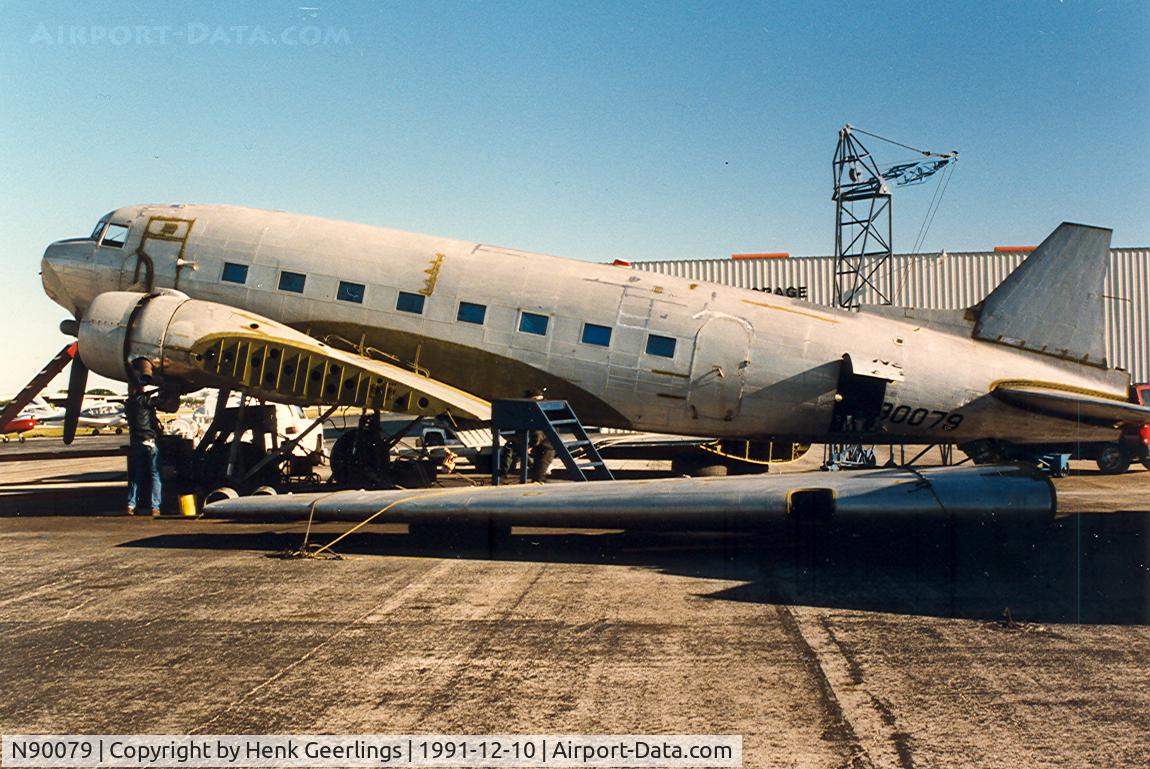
[822,442,877,471]
[1035,453,1070,478]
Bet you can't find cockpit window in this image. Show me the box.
[99,223,129,248]
[90,217,109,240]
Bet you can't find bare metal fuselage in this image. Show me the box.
[41,204,1130,445]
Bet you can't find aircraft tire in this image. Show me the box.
[1095,443,1131,475]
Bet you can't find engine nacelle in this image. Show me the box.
[78,290,192,382]
[75,291,481,416]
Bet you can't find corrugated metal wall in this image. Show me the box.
[633,249,1150,383]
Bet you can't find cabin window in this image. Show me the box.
[457,301,486,325]
[581,323,612,347]
[396,291,425,314]
[519,311,549,336]
[646,334,676,358]
[99,223,129,248]
[221,262,248,284]
[337,281,365,303]
[278,271,306,293]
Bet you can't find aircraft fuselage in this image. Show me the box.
[41,204,1131,445]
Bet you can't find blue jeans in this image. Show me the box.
[127,442,162,512]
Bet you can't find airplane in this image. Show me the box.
[24,395,128,434]
[70,400,127,433]
[36,205,1149,485]
[1,413,38,442]
[16,396,60,420]
[0,397,59,441]
[0,397,56,442]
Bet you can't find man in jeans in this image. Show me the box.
[125,358,162,516]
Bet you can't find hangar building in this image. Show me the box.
[633,247,1150,384]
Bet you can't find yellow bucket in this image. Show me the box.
[178,494,198,518]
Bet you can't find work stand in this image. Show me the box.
[490,399,614,485]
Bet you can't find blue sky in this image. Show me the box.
[2,0,1148,396]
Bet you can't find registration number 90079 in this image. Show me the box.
[879,402,964,431]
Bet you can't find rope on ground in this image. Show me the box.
[270,490,343,560]
[276,485,480,559]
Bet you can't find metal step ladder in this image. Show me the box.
[0,343,77,432]
[491,399,615,483]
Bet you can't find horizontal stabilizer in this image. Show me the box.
[992,382,1150,426]
[973,223,1111,366]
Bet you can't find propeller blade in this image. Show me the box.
[63,354,88,444]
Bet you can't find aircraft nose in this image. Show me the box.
[41,239,94,317]
[42,243,75,316]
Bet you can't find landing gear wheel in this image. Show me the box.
[1095,444,1131,475]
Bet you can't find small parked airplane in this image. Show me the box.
[1,397,59,441]
[26,395,127,434]
[0,413,38,442]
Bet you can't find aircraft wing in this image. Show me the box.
[76,291,493,422]
[205,464,1055,526]
[187,311,494,420]
[327,349,493,421]
[991,382,1150,425]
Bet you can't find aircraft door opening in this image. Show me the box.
[120,216,196,292]
[830,355,889,434]
[688,317,751,421]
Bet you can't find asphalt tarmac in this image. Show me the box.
[0,440,1147,768]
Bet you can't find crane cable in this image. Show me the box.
[889,162,956,305]
[849,125,957,159]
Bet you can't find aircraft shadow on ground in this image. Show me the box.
[5,471,124,486]
[121,511,1150,626]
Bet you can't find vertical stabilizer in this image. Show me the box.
[973,222,1111,366]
